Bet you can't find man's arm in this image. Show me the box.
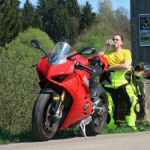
[98,45,108,55]
[107,60,131,71]
[98,40,112,55]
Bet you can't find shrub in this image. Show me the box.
[0,28,55,131]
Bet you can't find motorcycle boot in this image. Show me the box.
[125,115,137,130]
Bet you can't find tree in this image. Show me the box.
[97,0,115,26]
[36,0,97,44]
[0,28,54,130]
[21,0,43,31]
[97,0,131,46]
[114,7,130,36]
[66,0,81,43]
[66,0,80,17]
[79,1,96,33]
[36,0,80,43]
[0,0,22,46]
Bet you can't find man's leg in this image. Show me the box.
[105,90,117,130]
[118,84,139,130]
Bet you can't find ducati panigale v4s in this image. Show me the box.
[31,40,109,141]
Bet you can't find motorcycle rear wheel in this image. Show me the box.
[32,93,60,141]
[86,86,108,136]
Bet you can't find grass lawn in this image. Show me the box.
[0,121,150,144]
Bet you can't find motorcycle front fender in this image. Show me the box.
[40,88,59,97]
[40,88,62,114]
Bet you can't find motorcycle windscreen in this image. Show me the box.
[48,42,75,64]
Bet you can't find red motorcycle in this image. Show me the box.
[31,40,108,141]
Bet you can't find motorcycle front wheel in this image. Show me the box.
[32,93,60,141]
[86,86,108,136]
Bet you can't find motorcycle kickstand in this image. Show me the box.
[79,122,87,139]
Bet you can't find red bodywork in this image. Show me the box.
[36,53,108,130]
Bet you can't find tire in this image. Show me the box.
[32,93,60,141]
[86,86,108,136]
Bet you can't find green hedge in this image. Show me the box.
[73,23,114,52]
[0,28,55,131]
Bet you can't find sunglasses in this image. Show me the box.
[112,38,119,41]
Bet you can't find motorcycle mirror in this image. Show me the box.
[31,40,41,49]
[31,39,49,56]
[78,47,96,55]
[67,47,96,60]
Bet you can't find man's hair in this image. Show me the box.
[113,34,124,41]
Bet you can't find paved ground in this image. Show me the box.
[0,131,150,150]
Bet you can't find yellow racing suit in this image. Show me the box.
[101,49,139,130]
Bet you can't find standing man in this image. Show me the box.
[98,34,139,130]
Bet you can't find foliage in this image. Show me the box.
[0,127,36,144]
[114,7,130,35]
[36,0,96,44]
[21,0,43,31]
[97,0,114,26]
[0,0,131,48]
[73,23,114,52]
[79,1,96,33]
[73,0,131,52]
[97,0,131,50]
[0,28,55,131]
[0,0,22,46]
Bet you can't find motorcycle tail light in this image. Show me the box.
[52,74,68,82]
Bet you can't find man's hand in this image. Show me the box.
[98,39,114,55]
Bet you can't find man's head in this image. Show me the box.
[112,34,124,48]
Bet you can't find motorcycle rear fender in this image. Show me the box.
[40,88,61,114]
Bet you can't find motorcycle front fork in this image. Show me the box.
[52,89,65,119]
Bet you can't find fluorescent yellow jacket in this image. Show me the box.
[103,49,132,88]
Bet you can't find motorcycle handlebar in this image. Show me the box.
[75,62,96,73]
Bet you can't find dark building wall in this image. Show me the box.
[131,0,150,67]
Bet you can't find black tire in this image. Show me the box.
[86,86,108,136]
[32,93,60,141]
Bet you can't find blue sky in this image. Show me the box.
[20,0,130,12]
